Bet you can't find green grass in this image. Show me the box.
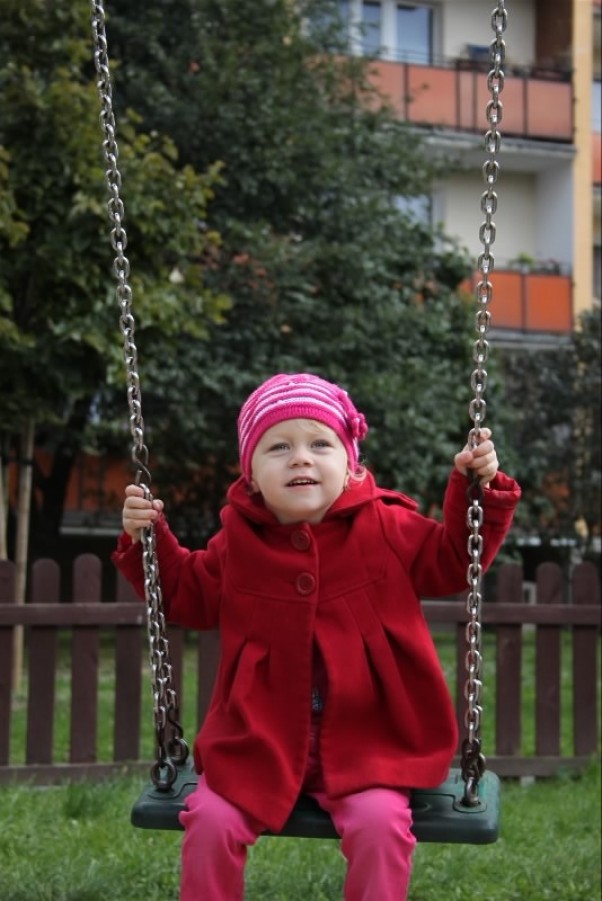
[0,759,599,900]
[4,630,601,898]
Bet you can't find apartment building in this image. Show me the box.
[340,0,601,341]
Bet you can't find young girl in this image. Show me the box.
[113,372,520,901]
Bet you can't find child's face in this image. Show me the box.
[250,418,349,524]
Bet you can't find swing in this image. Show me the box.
[90,1,508,845]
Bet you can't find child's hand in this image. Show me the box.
[122,484,164,542]
[454,428,499,487]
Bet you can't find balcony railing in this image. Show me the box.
[369,60,573,142]
[461,270,573,333]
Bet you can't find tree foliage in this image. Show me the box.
[496,309,601,559]
[0,0,228,551]
[99,0,476,542]
[5,0,594,559]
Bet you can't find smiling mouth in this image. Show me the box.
[286,478,318,487]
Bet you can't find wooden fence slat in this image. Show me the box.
[3,601,598,626]
[113,574,143,761]
[112,573,145,760]
[70,555,101,764]
[572,562,600,756]
[25,560,60,765]
[0,560,16,766]
[425,603,601,625]
[495,563,523,756]
[535,562,563,756]
[113,626,144,761]
[0,603,147,626]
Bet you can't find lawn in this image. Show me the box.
[0,758,599,900]
[3,630,600,899]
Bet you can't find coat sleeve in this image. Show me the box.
[111,516,223,630]
[381,468,521,597]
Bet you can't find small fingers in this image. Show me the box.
[455,431,499,485]
[122,484,163,540]
[468,440,498,486]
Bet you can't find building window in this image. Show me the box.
[362,2,382,55]
[395,3,433,64]
[338,0,351,41]
[395,193,432,225]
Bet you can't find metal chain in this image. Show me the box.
[460,1,507,807]
[89,0,507,800]
[90,1,187,789]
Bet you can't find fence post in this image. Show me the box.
[25,560,60,764]
[70,555,101,763]
[114,574,144,761]
[535,562,563,756]
[572,562,600,756]
[495,563,524,756]
[0,560,16,765]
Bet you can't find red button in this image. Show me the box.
[291,530,311,551]
[296,573,316,595]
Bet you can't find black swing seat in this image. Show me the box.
[131,761,500,844]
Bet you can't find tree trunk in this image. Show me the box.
[30,397,92,559]
[12,418,35,695]
[0,436,7,560]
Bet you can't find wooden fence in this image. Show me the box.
[0,555,599,785]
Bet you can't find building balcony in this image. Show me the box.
[369,60,573,143]
[461,269,573,334]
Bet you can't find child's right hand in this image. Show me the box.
[122,484,164,542]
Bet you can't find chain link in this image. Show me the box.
[90,1,187,789]
[89,0,507,800]
[461,1,507,807]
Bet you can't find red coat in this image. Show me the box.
[113,468,520,831]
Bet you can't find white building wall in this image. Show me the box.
[435,172,537,268]
[439,0,536,66]
[535,165,574,268]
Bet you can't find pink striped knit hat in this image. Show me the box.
[238,373,368,482]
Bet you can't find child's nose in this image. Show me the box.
[289,444,312,465]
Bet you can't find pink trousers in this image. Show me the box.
[179,747,416,900]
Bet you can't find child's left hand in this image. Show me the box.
[454,427,499,487]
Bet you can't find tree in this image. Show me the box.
[0,0,228,560]
[495,309,601,562]
[100,0,476,543]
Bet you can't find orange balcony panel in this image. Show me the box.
[368,59,405,114]
[525,79,573,140]
[489,272,524,329]
[477,76,525,136]
[462,271,573,332]
[405,66,458,126]
[593,132,601,186]
[369,61,572,140]
[526,275,573,332]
